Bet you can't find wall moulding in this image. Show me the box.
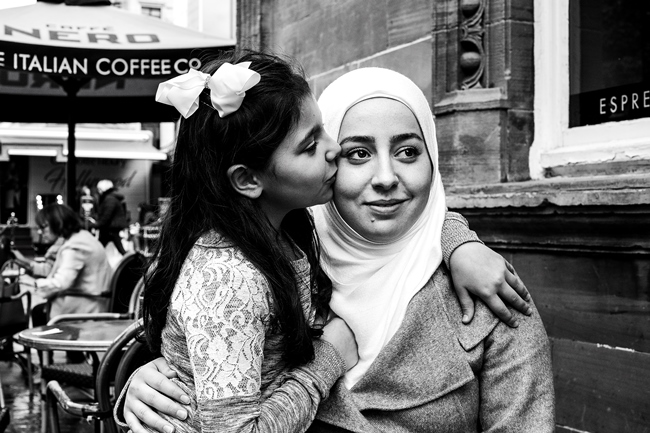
[433,0,534,185]
[433,87,507,115]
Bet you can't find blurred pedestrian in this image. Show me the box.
[95,179,128,255]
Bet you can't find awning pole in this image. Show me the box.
[52,76,88,212]
[67,100,77,211]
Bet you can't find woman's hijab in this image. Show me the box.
[312,68,447,388]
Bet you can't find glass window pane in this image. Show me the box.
[569,0,650,127]
[142,6,162,19]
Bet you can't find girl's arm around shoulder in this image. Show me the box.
[441,211,483,267]
[442,211,532,327]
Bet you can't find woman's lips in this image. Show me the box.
[365,199,407,214]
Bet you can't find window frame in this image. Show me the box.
[530,0,650,179]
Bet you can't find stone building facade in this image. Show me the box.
[238,0,650,431]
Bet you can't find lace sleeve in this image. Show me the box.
[172,250,270,400]
[167,246,346,433]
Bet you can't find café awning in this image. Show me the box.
[0,126,168,161]
[0,0,233,207]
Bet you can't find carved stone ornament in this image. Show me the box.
[459,0,485,89]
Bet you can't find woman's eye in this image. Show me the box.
[345,148,371,160]
[396,147,420,159]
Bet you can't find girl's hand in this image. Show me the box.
[123,357,189,433]
[449,242,531,327]
[322,316,359,371]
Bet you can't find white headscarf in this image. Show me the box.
[312,68,447,388]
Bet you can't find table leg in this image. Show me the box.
[40,350,48,433]
[25,346,34,396]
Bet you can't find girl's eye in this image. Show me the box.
[304,140,318,154]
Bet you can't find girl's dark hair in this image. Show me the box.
[143,49,332,368]
[36,204,82,239]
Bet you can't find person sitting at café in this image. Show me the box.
[11,237,64,278]
[19,204,113,328]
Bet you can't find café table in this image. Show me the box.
[16,319,134,433]
[17,319,133,352]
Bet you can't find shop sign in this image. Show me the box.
[570,82,650,127]
[0,26,202,78]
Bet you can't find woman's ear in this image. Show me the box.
[227,164,263,199]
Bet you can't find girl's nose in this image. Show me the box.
[324,133,341,162]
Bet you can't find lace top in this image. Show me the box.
[157,231,346,433]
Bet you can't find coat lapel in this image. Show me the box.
[316,267,499,431]
[351,268,476,410]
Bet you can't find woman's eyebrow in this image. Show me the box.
[339,135,375,146]
[389,132,424,144]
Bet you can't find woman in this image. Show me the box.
[116,67,552,432]
[308,67,554,431]
[24,204,112,323]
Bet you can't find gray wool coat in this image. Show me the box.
[309,266,555,433]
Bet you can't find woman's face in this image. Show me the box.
[333,98,433,243]
[257,96,340,223]
[38,220,55,243]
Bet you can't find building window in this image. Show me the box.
[531,0,650,179]
[141,5,162,18]
[569,0,650,127]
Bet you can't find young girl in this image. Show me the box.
[139,50,356,433]
[119,51,533,432]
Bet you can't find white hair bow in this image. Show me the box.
[155,62,261,118]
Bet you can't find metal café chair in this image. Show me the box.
[40,275,146,433]
[0,259,34,392]
[39,251,145,393]
[45,318,156,433]
[0,337,11,433]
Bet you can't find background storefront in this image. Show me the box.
[0,125,167,243]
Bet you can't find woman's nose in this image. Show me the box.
[371,159,399,190]
[324,133,341,161]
